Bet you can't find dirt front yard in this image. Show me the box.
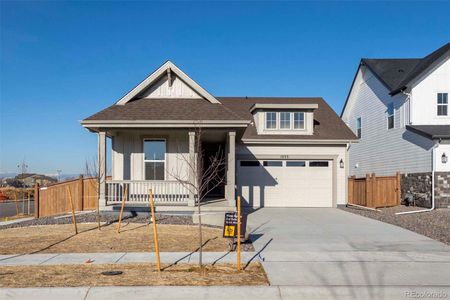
[342,206,450,245]
[0,263,268,287]
[0,223,241,254]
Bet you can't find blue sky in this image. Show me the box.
[1,1,449,175]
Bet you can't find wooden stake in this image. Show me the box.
[22,190,25,215]
[66,186,78,235]
[116,184,128,234]
[149,189,161,272]
[237,195,241,271]
[14,191,19,216]
[27,191,31,215]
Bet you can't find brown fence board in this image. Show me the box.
[348,172,400,208]
[35,176,98,217]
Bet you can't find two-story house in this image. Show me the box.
[81,61,356,211]
[341,43,450,208]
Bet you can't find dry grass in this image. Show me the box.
[0,263,268,287]
[0,223,231,254]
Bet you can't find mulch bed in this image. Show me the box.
[341,206,450,245]
[0,263,268,287]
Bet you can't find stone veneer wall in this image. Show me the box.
[401,173,432,208]
[401,172,450,208]
[435,172,450,208]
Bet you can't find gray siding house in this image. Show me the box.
[341,43,450,208]
[81,61,356,211]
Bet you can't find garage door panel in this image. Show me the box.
[237,159,333,207]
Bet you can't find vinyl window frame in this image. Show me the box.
[143,138,166,180]
[437,93,448,116]
[387,102,395,130]
[265,111,306,130]
[356,117,362,138]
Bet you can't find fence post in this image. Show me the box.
[34,183,40,218]
[348,176,355,205]
[372,173,378,208]
[79,175,84,211]
[396,171,401,205]
[365,174,371,207]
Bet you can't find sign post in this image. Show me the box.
[222,197,247,271]
[237,195,241,271]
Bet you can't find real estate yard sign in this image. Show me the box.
[223,212,247,238]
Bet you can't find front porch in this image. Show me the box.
[96,129,238,210]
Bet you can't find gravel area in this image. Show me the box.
[0,212,194,230]
[341,205,450,245]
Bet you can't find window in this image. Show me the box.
[280,112,291,129]
[240,160,260,167]
[263,161,283,167]
[144,139,166,180]
[293,112,305,129]
[356,117,362,138]
[286,161,306,167]
[387,102,394,129]
[265,112,277,129]
[437,93,448,116]
[309,161,329,167]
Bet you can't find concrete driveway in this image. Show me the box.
[247,208,450,297]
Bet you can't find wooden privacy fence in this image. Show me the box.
[348,172,401,208]
[34,176,98,218]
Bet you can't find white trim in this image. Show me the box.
[241,139,357,145]
[143,138,166,180]
[116,61,220,105]
[250,103,318,113]
[264,111,306,131]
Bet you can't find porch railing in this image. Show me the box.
[106,180,190,205]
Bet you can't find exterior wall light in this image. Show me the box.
[340,159,344,168]
[442,153,448,164]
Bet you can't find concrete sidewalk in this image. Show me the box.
[2,286,450,300]
[0,251,259,266]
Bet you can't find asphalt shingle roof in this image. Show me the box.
[218,97,357,141]
[362,42,450,94]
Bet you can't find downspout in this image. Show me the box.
[396,140,439,215]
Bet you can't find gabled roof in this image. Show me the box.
[363,42,449,95]
[362,59,421,92]
[341,42,450,117]
[218,97,357,142]
[116,61,220,105]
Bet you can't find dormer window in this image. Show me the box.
[280,112,291,129]
[265,112,277,129]
[265,111,306,130]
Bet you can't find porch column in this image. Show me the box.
[188,131,196,206]
[226,131,236,206]
[98,131,107,209]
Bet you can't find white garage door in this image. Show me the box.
[237,159,333,207]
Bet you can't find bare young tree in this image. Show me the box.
[169,127,226,268]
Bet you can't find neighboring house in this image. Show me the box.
[81,61,356,210]
[341,43,450,208]
[15,173,58,187]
